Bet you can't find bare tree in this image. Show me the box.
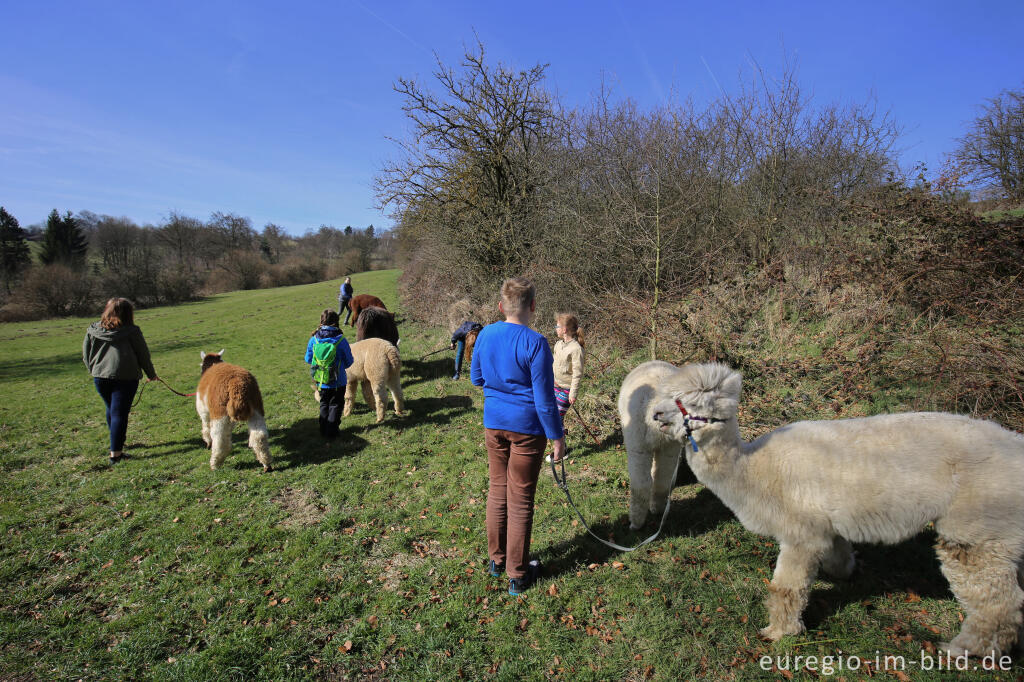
[951,87,1024,202]
[376,41,559,281]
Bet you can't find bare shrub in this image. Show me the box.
[11,264,96,318]
[157,268,202,304]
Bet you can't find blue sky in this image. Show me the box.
[1,1,1021,235]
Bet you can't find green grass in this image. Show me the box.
[1,269,1020,680]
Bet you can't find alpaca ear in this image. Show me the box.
[200,351,207,360]
[712,368,742,419]
[218,348,225,356]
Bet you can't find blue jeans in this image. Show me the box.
[94,378,139,452]
[454,339,465,377]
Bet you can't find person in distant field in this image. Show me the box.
[449,320,482,380]
[471,277,565,596]
[305,309,354,439]
[82,297,159,465]
[338,277,354,324]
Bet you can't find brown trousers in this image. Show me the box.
[485,428,546,578]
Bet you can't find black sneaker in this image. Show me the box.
[508,576,531,596]
[508,560,541,595]
[487,559,504,577]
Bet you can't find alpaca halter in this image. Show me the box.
[674,399,725,453]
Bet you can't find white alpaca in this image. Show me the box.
[195,350,273,472]
[343,338,404,423]
[627,360,1024,657]
[618,361,687,530]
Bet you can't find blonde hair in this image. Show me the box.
[100,298,134,330]
[500,277,535,316]
[556,312,584,347]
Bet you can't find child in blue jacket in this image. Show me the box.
[305,309,354,439]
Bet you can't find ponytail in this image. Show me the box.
[555,312,583,348]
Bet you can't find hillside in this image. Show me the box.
[1,270,1020,680]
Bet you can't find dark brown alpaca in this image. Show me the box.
[347,294,387,327]
[356,306,399,346]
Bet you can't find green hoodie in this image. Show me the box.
[82,322,156,381]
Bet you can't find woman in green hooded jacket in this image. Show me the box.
[82,298,158,464]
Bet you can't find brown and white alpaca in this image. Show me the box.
[343,338,404,423]
[196,350,273,472]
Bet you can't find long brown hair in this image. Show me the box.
[100,298,135,330]
[314,309,340,335]
[556,312,584,347]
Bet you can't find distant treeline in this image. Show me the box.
[0,208,394,321]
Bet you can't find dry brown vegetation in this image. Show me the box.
[381,45,1023,431]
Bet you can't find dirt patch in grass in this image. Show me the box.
[271,487,328,528]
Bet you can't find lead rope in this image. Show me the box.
[549,447,684,553]
[131,378,197,408]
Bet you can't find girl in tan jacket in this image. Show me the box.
[552,312,584,422]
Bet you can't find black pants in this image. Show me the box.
[319,386,342,438]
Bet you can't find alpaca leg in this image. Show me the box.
[760,541,827,641]
[936,539,1023,657]
[209,417,232,469]
[627,443,654,530]
[372,383,387,422]
[343,380,356,417]
[389,373,404,416]
[197,396,212,448]
[361,379,374,407]
[650,444,682,518]
[247,411,273,472]
[821,536,856,580]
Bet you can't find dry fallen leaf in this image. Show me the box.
[547,584,558,597]
[367,615,378,627]
[612,561,625,570]
[340,640,353,652]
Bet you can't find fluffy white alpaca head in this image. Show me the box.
[651,363,742,438]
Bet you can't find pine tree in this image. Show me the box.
[0,206,31,294]
[38,209,89,266]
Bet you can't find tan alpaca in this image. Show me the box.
[628,360,1024,657]
[343,338,404,423]
[195,350,272,472]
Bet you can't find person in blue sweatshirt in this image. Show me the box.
[305,309,354,439]
[471,277,566,595]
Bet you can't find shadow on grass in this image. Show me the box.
[0,351,83,382]
[267,419,369,468]
[402,357,456,386]
[346,395,475,434]
[803,530,952,635]
[541,485,734,577]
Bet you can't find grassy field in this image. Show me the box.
[1,269,1021,680]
